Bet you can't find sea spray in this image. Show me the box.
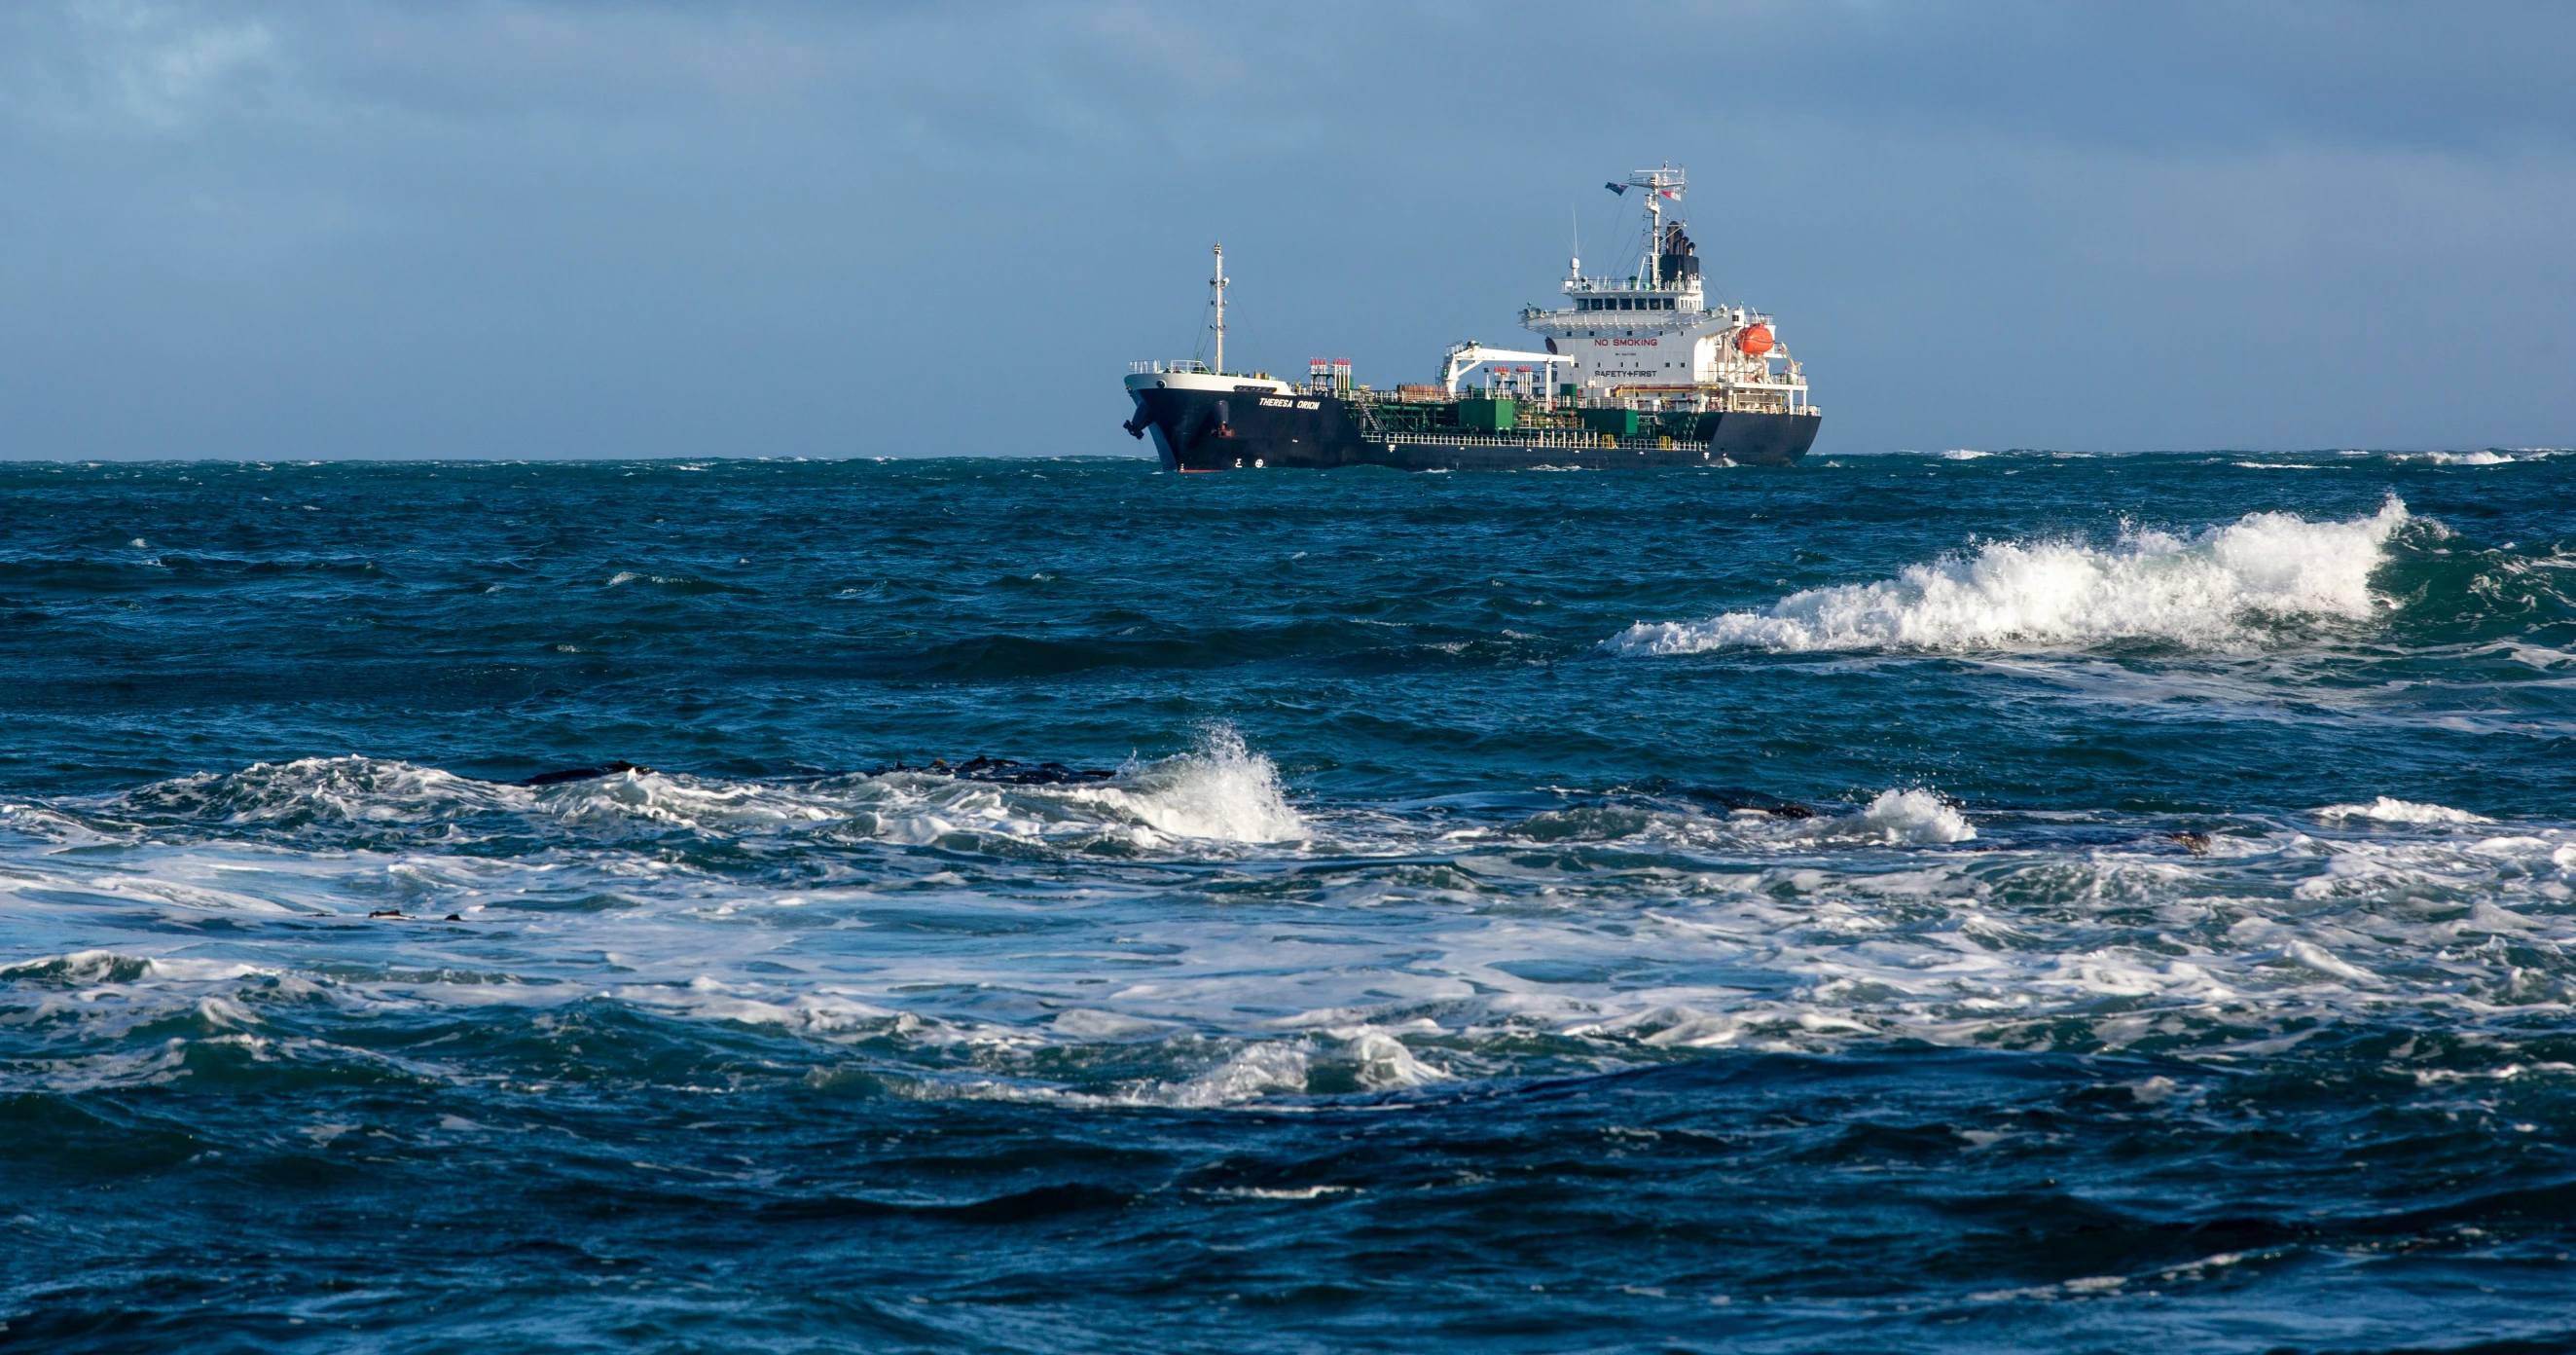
[1092,724,1306,843]
[1610,498,2415,654]
[1848,787,1976,844]
[2313,796,2494,824]
[72,736,1309,855]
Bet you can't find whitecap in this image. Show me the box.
[1787,789,1976,845]
[1610,498,2413,655]
[2398,450,2514,465]
[2313,796,2493,825]
[75,735,1307,855]
[1855,788,1975,844]
[1162,1043,1312,1106]
[1076,725,1306,844]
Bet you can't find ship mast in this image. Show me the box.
[1646,188,1661,288]
[1626,165,1685,288]
[1210,241,1228,376]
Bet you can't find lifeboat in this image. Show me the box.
[1735,324,1774,356]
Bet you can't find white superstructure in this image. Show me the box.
[1122,240,1295,399]
[1506,165,1813,416]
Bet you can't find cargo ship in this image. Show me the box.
[1121,166,1820,471]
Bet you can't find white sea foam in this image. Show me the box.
[1849,788,1977,844]
[11,750,2576,1105]
[2400,450,2514,466]
[121,756,513,826]
[1080,725,1306,844]
[1154,1027,1442,1106]
[2313,796,2494,825]
[1160,1044,1312,1106]
[78,728,1304,854]
[1609,498,2413,655]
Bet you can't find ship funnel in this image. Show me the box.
[1657,223,1700,284]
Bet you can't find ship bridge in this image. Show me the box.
[1518,165,1811,417]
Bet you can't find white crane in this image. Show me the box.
[1439,342,1578,397]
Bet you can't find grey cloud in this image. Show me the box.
[0,0,2568,458]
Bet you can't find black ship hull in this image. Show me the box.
[1124,386,1817,472]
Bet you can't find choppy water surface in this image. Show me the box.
[4,452,2574,1353]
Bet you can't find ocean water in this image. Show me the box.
[3,450,2573,1353]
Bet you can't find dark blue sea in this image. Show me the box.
[4,451,2574,1353]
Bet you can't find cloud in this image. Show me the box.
[0,0,2569,458]
[9,0,277,128]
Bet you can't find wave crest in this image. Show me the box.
[77,730,1303,854]
[1087,725,1305,844]
[1846,788,1976,844]
[2313,796,2493,825]
[1610,499,2413,655]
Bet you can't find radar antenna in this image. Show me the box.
[1623,165,1686,286]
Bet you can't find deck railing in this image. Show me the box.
[1379,430,1711,453]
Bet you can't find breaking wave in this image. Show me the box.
[1083,724,1306,843]
[2313,796,2493,825]
[53,725,1304,855]
[1845,787,1976,844]
[1610,498,2415,655]
[2395,450,2515,466]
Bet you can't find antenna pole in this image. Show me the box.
[1627,165,1686,290]
[1210,242,1228,376]
[1647,185,1662,288]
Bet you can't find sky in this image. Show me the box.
[1,0,2570,459]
